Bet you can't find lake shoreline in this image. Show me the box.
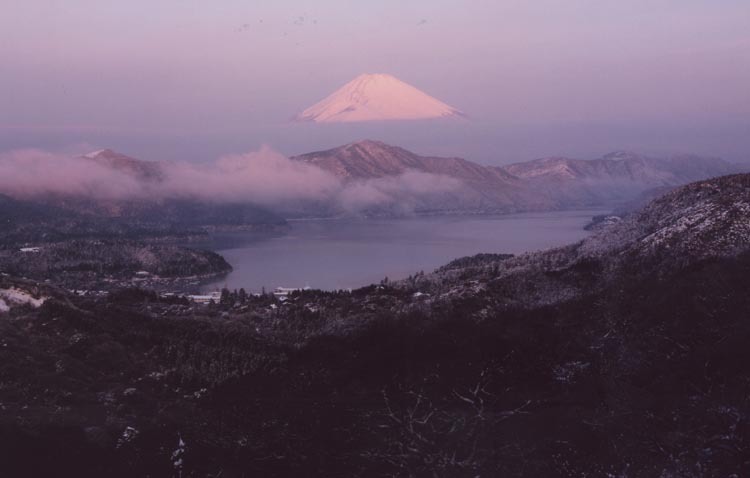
[199,209,612,293]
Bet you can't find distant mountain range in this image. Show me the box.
[0,142,742,238]
[0,150,286,245]
[80,142,744,215]
[293,140,531,213]
[293,139,742,213]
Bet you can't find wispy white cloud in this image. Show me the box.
[0,147,463,213]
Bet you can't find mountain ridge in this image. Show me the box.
[413,173,750,309]
[3,143,739,223]
[81,148,164,182]
[293,139,742,212]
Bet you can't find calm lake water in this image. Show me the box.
[200,209,608,292]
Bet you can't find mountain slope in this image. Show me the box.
[294,139,513,183]
[2,174,750,476]
[422,173,750,307]
[504,151,738,185]
[0,150,287,242]
[294,140,536,212]
[82,149,164,182]
[294,73,464,123]
[294,140,740,213]
[580,173,750,269]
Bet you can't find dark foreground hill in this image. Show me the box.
[0,174,749,477]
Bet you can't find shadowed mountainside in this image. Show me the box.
[0,174,749,476]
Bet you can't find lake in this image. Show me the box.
[200,209,609,292]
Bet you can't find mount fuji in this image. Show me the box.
[294,73,464,123]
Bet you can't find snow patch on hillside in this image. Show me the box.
[0,288,48,310]
[580,176,750,264]
[84,149,107,159]
[506,159,579,180]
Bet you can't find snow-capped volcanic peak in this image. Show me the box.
[295,73,464,123]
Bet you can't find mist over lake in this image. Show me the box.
[201,209,608,292]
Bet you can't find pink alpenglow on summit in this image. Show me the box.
[295,73,465,123]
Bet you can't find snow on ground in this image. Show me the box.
[83,149,107,159]
[0,299,9,313]
[0,288,48,309]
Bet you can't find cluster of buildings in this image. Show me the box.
[186,286,311,305]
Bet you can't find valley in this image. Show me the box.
[0,173,748,476]
[6,3,749,476]
[0,140,741,297]
[0,138,747,478]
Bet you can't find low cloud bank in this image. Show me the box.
[0,147,463,213]
[338,171,462,212]
[162,147,341,204]
[0,149,145,200]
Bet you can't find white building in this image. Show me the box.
[273,286,311,298]
[188,291,222,304]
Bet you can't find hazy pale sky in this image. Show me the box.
[2,0,749,163]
